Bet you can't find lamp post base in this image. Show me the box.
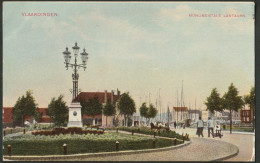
[67,102,83,128]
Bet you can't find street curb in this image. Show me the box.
[222,131,255,135]
[211,145,239,161]
[3,141,191,161]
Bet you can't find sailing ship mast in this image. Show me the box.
[159,88,161,122]
[177,89,178,123]
[181,80,183,121]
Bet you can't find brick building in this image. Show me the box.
[3,107,13,128]
[2,107,53,128]
[74,89,123,127]
[3,89,124,128]
[240,107,253,123]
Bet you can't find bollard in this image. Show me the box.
[63,144,67,155]
[174,138,177,146]
[132,130,134,135]
[24,129,26,134]
[7,145,11,156]
[116,128,118,133]
[152,139,155,148]
[116,141,119,151]
[4,130,5,136]
[11,129,12,134]
[153,132,156,138]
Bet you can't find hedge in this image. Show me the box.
[3,127,25,136]
[115,127,190,141]
[3,132,183,155]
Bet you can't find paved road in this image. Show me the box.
[64,132,238,161]
[174,127,255,161]
[3,128,252,161]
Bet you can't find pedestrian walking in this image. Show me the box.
[174,121,177,129]
[207,117,214,138]
[197,117,204,137]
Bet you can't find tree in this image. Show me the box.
[139,103,158,125]
[140,103,148,117]
[13,97,24,126]
[139,103,148,124]
[117,92,136,126]
[222,83,244,134]
[81,97,103,125]
[48,95,68,127]
[204,88,224,114]
[147,104,158,124]
[244,86,255,131]
[103,101,116,126]
[13,90,40,126]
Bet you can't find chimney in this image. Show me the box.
[111,90,114,103]
[104,90,107,103]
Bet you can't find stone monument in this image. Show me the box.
[67,102,83,127]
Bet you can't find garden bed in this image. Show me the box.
[31,127,104,136]
[110,127,189,140]
[3,132,182,155]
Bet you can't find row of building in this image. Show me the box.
[3,89,254,128]
[3,89,125,128]
[171,106,253,123]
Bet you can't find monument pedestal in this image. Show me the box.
[67,102,83,127]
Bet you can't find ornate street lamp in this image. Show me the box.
[62,42,89,101]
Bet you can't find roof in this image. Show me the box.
[73,91,120,103]
[3,107,49,123]
[38,108,48,115]
[173,107,188,111]
[3,107,13,110]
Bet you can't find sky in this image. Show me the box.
[3,2,254,114]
